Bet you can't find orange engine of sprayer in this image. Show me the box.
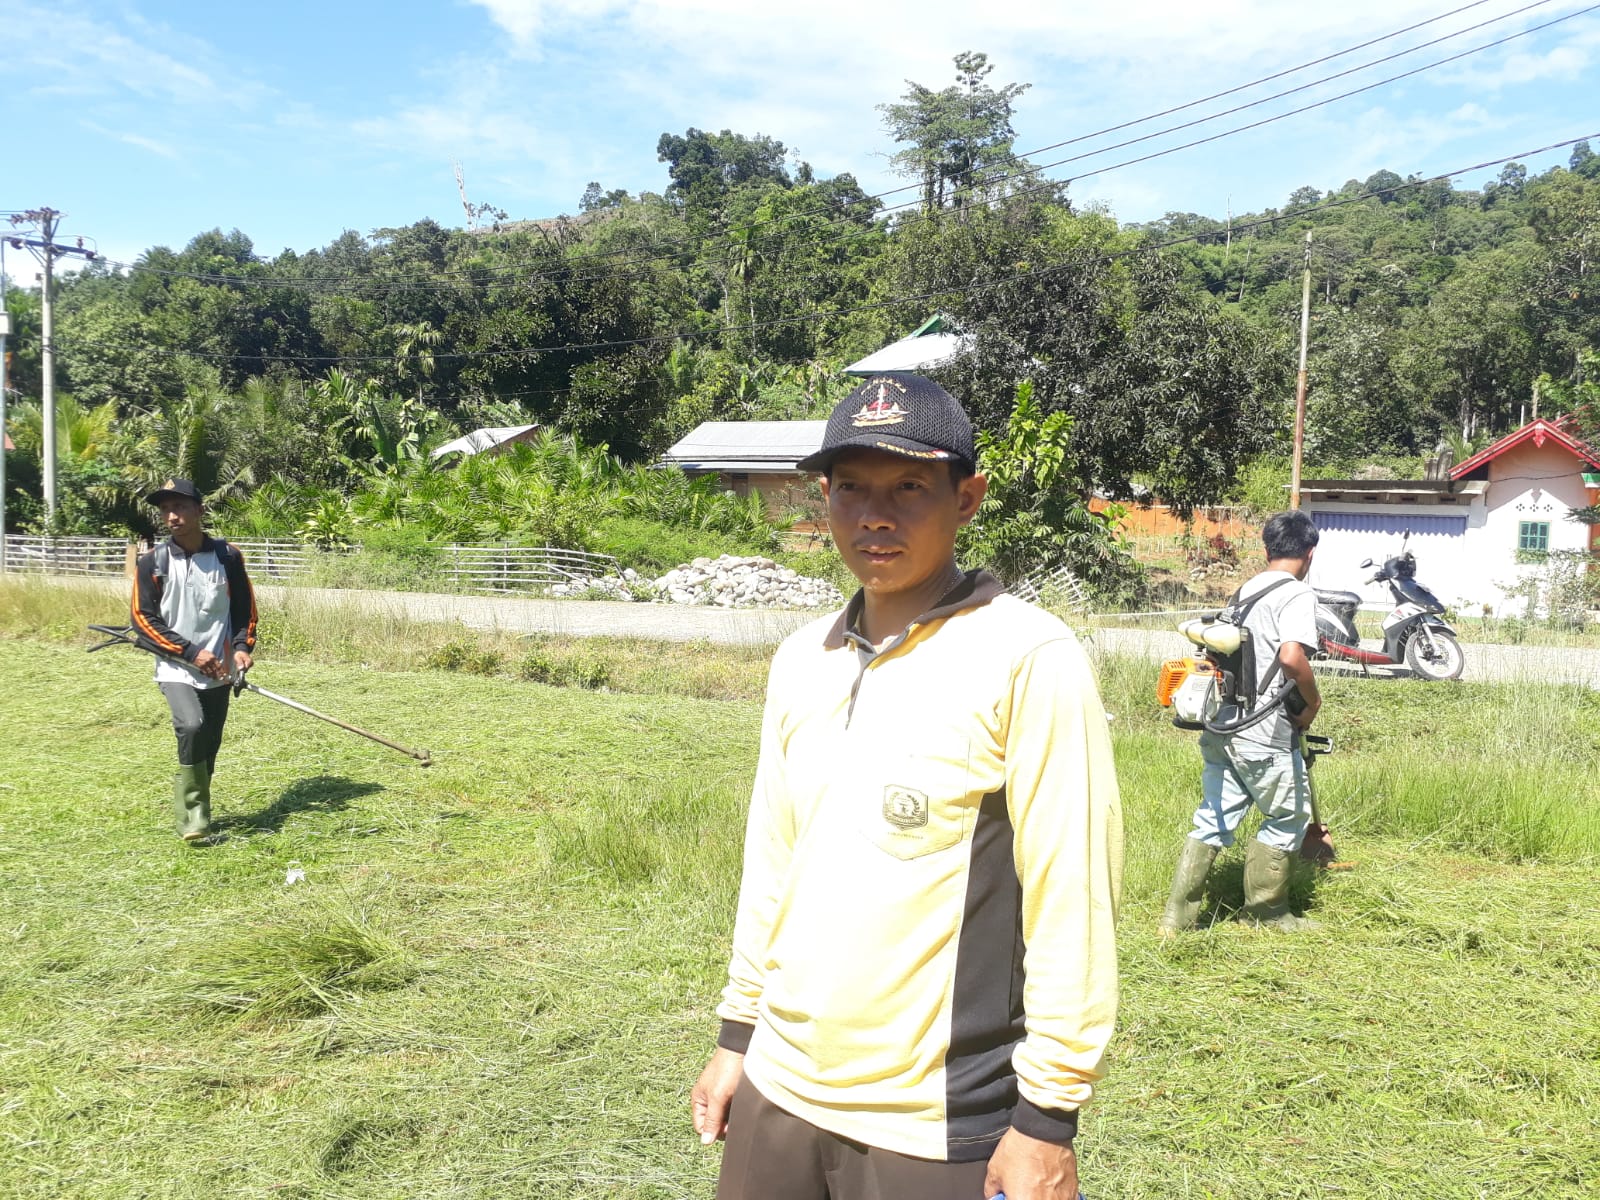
[1156,656,1215,708]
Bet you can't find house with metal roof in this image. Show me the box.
[429,423,542,461]
[658,420,826,519]
[844,314,971,376]
[1300,418,1600,615]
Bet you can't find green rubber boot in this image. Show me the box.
[173,763,212,843]
[1157,837,1220,936]
[1242,840,1317,930]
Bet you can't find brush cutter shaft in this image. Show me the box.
[239,682,431,765]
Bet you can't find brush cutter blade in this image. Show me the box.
[1300,822,1338,866]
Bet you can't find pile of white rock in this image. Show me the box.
[547,567,645,601]
[652,555,844,610]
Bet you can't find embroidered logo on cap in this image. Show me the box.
[852,379,909,427]
[882,785,930,829]
[876,441,950,460]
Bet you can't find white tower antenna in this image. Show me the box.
[454,162,476,232]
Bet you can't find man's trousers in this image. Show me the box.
[715,1074,991,1200]
[159,682,231,773]
[1189,733,1311,851]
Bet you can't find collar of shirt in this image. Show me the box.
[825,569,1006,659]
[166,533,220,559]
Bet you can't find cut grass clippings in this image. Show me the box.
[0,577,1597,1197]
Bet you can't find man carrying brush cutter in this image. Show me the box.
[691,374,1122,1200]
[1157,509,1322,934]
[132,478,258,843]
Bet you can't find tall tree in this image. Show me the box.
[879,52,1031,215]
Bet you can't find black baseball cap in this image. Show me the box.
[797,373,976,473]
[144,478,203,506]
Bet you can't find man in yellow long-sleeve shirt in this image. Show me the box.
[691,374,1123,1200]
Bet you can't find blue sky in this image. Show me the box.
[2,0,1597,272]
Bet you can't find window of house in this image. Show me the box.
[1518,521,1550,553]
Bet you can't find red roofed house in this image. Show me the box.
[1299,418,1600,616]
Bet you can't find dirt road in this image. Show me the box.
[56,576,1600,684]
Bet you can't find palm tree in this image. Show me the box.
[4,395,118,461]
[393,321,442,398]
[123,387,257,506]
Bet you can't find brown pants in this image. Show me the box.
[716,1075,991,1200]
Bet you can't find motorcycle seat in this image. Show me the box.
[1314,588,1363,608]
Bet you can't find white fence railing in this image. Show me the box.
[1,536,623,596]
[1013,563,1092,615]
[431,544,624,593]
[2,536,130,576]
[228,539,315,581]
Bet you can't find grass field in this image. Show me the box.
[1,578,1596,1198]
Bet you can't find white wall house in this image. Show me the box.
[1302,419,1600,616]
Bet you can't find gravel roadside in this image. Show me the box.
[39,574,1600,683]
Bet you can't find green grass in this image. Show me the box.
[1,575,778,703]
[1,579,1597,1197]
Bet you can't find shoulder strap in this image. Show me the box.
[1227,576,1293,623]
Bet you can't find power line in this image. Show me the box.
[418,0,1576,285]
[48,132,1598,376]
[87,0,1578,299]
[1049,2,1599,189]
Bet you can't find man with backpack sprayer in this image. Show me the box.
[1157,510,1323,934]
[132,478,258,843]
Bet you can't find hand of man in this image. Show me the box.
[233,649,254,675]
[1292,698,1320,730]
[192,648,226,680]
[983,1128,1079,1199]
[691,1047,744,1145]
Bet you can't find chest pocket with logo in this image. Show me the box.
[855,741,977,861]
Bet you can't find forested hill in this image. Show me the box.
[3,55,1596,538]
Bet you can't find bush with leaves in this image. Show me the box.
[959,381,1141,605]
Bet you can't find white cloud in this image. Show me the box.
[78,119,182,161]
[1428,20,1600,89]
[348,62,581,193]
[249,0,1600,234]
[0,0,269,108]
[448,0,1586,190]
[1323,100,1509,184]
[116,132,181,160]
[465,0,1514,71]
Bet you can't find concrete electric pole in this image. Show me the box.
[7,208,99,524]
[0,245,10,571]
[1290,230,1313,511]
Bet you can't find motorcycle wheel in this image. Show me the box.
[1405,628,1464,681]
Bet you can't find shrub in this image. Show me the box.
[425,638,504,675]
[1186,532,1240,569]
[590,515,769,575]
[518,644,612,690]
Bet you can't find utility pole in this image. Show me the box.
[7,209,99,524]
[1290,230,1313,510]
[0,241,10,571]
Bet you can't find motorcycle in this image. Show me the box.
[1313,539,1465,681]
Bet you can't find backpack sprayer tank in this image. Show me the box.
[1157,581,1300,734]
[1160,617,1249,730]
